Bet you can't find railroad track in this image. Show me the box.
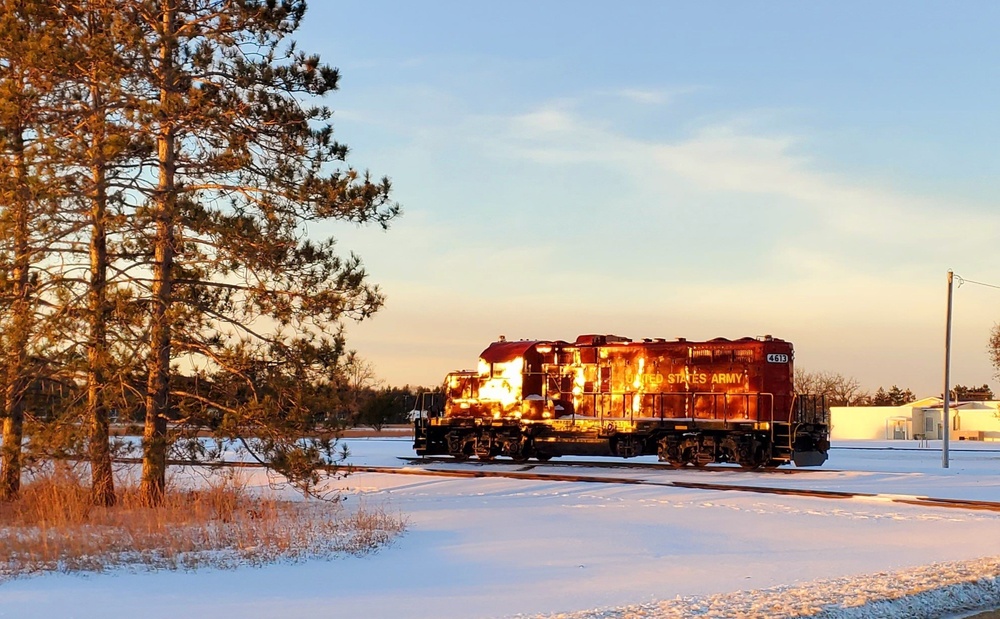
[831,445,1000,453]
[108,456,1000,514]
[397,455,842,474]
[358,463,1000,514]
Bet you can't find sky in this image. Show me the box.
[293,1,1000,397]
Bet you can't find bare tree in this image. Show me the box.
[990,325,1000,382]
[340,350,383,424]
[794,369,870,406]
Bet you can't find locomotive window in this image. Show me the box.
[690,349,713,364]
[712,349,734,363]
[447,376,478,399]
[546,374,573,395]
[734,350,755,362]
[542,351,567,366]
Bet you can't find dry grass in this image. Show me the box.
[0,466,406,579]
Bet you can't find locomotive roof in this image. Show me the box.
[479,334,790,364]
[479,340,546,363]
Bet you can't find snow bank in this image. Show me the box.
[528,556,1000,619]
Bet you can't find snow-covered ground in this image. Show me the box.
[2,438,999,619]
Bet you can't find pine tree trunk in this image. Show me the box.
[1,131,31,501]
[140,2,176,506]
[88,96,115,506]
[141,206,172,505]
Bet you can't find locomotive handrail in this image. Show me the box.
[791,394,829,425]
[578,390,776,428]
[688,391,774,427]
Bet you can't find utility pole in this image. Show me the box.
[942,270,953,468]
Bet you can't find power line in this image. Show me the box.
[954,275,1000,291]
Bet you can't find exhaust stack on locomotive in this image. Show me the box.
[414,334,831,468]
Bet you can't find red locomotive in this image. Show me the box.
[414,334,830,468]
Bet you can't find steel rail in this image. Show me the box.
[397,456,842,474]
[362,464,1000,513]
[108,456,1000,513]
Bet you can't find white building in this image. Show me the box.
[830,397,1000,441]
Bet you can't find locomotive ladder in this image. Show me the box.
[771,423,793,461]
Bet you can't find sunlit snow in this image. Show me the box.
[2,437,999,619]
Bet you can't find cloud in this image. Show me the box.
[513,107,580,134]
[615,88,674,105]
[609,86,702,106]
[331,91,1000,396]
[497,106,1000,248]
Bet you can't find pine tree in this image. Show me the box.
[952,384,994,401]
[0,0,69,499]
[119,0,397,504]
[885,385,914,406]
[55,0,152,506]
[1,2,397,504]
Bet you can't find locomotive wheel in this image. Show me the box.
[681,447,707,467]
[657,447,683,468]
[737,440,770,469]
[447,434,473,461]
[657,438,682,468]
[668,449,696,468]
[507,438,532,463]
[474,438,496,461]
